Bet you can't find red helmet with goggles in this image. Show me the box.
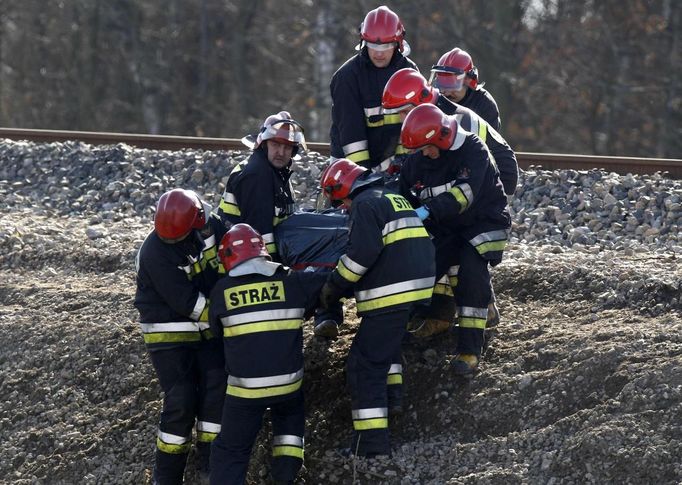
[154,189,206,241]
[429,47,479,91]
[358,6,409,55]
[320,159,368,201]
[218,223,271,272]
[382,68,438,111]
[400,104,459,151]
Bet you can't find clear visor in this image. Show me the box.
[365,41,397,52]
[429,70,466,92]
[262,120,307,150]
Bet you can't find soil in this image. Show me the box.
[1,209,680,484]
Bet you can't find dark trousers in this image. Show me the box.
[150,339,226,485]
[347,310,409,456]
[210,392,305,485]
[313,300,344,326]
[434,237,491,357]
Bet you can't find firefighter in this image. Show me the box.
[319,159,436,457]
[215,111,305,262]
[383,68,517,337]
[429,47,501,132]
[329,5,416,174]
[398,104,511,376]
[134,188,228,484]
[208,223,327,485]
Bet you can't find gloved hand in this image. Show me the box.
[319,279,343,310]
[415,205,430,221]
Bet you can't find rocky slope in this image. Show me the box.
[0,139,680,484]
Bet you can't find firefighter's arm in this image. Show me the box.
[146,251,209,322]
[424,139,488,226]
[397,156,423,209]
[488,127,519,196]
[207,284,224,339]
[235,172,279,257]
[331,73,370,165]
[329,199,383,290]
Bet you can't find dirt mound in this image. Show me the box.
[1,210,680,484]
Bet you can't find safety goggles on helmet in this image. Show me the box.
[261,119,307,150]
[429,68,466,92]
[365,41,397,51]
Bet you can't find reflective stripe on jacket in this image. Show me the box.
[330,185,436,316]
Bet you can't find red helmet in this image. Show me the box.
[155,189,206,241]
[382,68,438,111]
[359,6,408,53]
[400,104,458,151]
[320,159,368,201]
[429,47,478,91]
[218,223,271,272]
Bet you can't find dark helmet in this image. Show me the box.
[241,111,307,157]
[218,223,271,272]
[155,189,206,241]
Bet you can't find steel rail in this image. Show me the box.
[2,127,681,178]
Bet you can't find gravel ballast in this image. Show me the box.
[0,139,680,484]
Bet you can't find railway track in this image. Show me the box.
[2,127,681,178]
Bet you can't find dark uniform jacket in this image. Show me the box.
[398,134,510,264]
[457,86,501,132]
[329,181,436,316]
[208,266,326,406]
[436,95,518,195]
[330,49,417,171]
[216,147,295,260]
[135,215,228,351]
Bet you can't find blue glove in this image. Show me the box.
[415,206,430,221]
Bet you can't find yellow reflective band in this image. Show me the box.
[218,198,241,216]
[353,418,388,431]
[143,332,201,344]
[478,122,487,141]
[475,240,507,255]
[383,227,429,246]
[395,144,410,155]
[356,288,433,313]
[433,283,454,297]
[227,378,302,399]
[337,260,362,283]
[448,186,469,212]
[156,437,191,454]
[366,119,384,128]
[384,193,413,212]
[197,431,219,443]
[199,306,209,322]
[347,150,370,163]
[201,328,215,340]
[273,215,288,226]
[223,319,302,337]
[273,445,304,459]
[224,281,285,310]
[383,113,402,125]
[266,242,277,254]
[458,316,487,330]
[387,374,403,385]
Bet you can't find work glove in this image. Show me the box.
[319,279,344,310]
[415,205,430,221]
